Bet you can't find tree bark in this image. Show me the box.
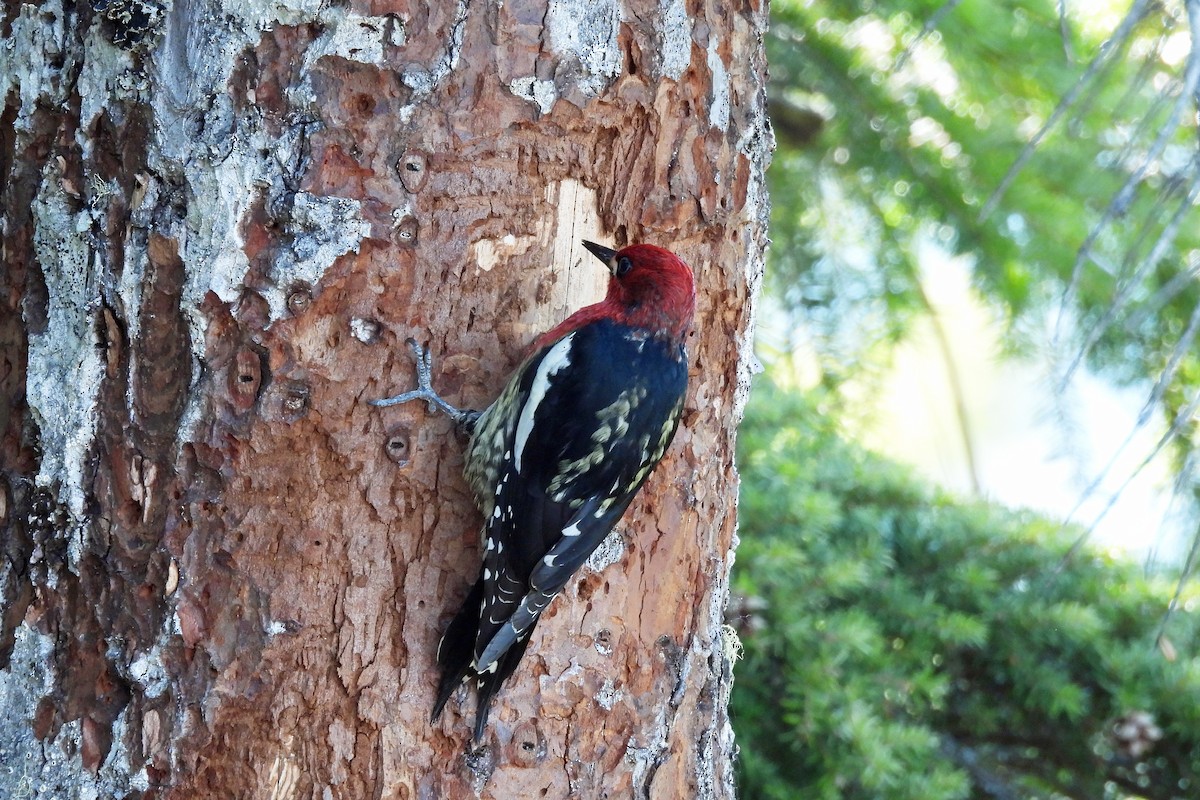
[0,1,769,797]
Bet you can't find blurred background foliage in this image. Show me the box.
[731,0,1200,797]
[763,0,1200,438]
[730,382,1200,799]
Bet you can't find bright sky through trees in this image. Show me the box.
[761,0,1200,570]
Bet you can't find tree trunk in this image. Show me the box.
[0,1,769,797]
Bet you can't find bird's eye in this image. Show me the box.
[615,256,633,277]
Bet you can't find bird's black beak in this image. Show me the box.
[582,240,618,271]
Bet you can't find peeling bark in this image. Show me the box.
[0,1,769,797]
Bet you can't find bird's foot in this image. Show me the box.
[371,338,480,431]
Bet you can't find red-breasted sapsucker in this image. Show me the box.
[373,240,695,740]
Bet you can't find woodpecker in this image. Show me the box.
[373,239,695,740]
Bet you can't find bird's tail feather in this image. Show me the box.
[431,578,485,723]
[471,630,535,741]
[431,577,542,740]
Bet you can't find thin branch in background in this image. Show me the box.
[1188,0,1200,139]
[1106,165,1192,288]
[1140,287,1200,424]
[1041,346,1093,488]
[1076,5,1184,141]
[979,0,1154,224]
[1158,456,1200,641]
[1058,0,1075,62]
[1122,249,1200,332]
[892,0,965,72]
[1150,0,1200,649]
[1119,165,1196,273]
[861,188,983,495]
[1066,13,1170,138]
[1059,164,1200,387]
[1051,0,1200,386]
[1054,409,1160,548]
[1058,70,1200,368]
[1048,290,1199,570]
[1058,386,1200,567]
[914,275,982,495]
[1089,10,1186,179]
[1143,450,1193,571]
[1075,37,1166,140]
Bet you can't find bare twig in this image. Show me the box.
[1067,18,1171,138]
[1186,0,1200,128]
[979,0,1154,223]
[1157,458,1200,641]
[1058,0,1075,62]
[1153,0,1200,652]
[914,274,982,494]
[1143,451,1193,570]
[1049,0,1200,398]
[1058,386,1200,566]
[1141,289,1200,425]
[1059,164,1200,387]
[1072,13,1179,140]
[1122,250,1200,332]
[893,0,966,72]
[1057,76,1200,361]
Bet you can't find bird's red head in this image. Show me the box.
[587,240,696,339]
[532,241,696,352]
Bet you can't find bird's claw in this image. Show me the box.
[407,338,436,397]
[370,339,441,411]
[371,338,481,431]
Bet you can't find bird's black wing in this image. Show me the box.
[473,319,688,673]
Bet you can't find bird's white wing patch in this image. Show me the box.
[514,333,575,471]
